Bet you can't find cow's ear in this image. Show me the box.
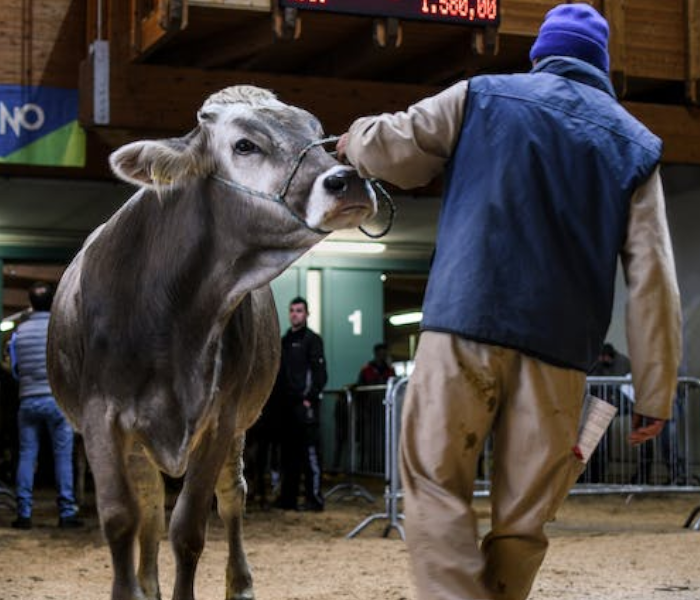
[109,136,203,189]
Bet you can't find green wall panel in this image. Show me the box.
[323,269,385,390]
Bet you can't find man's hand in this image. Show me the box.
[336,133,349,162]
[628,413,666,446]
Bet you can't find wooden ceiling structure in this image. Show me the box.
[75,0,700,170]
[1,0,699,183]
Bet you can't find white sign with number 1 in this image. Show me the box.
[348,309,362,336]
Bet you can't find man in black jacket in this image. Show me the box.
[274,297,328,511]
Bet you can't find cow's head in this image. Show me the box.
[109,85,377,235]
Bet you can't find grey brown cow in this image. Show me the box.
[47,86,376,600]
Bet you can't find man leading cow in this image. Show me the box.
[338,4,681,600]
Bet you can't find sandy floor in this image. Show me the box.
[1,483,700,600]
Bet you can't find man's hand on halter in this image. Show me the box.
[336,133,349,163]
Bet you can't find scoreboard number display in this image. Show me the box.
[278,0,500,26]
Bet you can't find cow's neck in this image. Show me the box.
[146,180,322,322]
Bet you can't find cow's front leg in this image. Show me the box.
[82,407,146,600]
[169,430,234,600]
[216,433,254,600]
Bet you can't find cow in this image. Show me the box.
[46,85,377,600]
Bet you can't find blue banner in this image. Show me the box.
[0,85,85,166]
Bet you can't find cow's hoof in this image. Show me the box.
[229,590,254,600]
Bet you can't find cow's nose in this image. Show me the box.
[323,172,350,196]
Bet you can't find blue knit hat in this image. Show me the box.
[529,3,610,72]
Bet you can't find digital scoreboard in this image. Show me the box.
[278,0,500,26]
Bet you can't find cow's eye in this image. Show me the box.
[234,139,259,155]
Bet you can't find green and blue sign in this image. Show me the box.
[0,85,85,167]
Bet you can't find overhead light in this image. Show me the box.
[312,241,386,255]
[0,320,16,332]
[389,311,423,326]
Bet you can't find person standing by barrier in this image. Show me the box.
[274,297,328,512]
[352,342,396,473]
[8,282,83,530]
[357,343,396,386]
[338,4,681,599]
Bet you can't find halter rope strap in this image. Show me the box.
[210,135,396,239]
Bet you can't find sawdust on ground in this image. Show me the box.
[1,482,699,600]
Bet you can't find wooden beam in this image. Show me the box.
[687,0,700,104]
[130,0,188,60]
[624,102,700,164]
[3,264,66,284]
[79,61,440,134]
[78,61,700,165]
[187,18,274,68]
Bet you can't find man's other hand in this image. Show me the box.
[628,413,666,446]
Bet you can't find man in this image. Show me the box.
[337,4,681,600]
[274,297,328,511]
[9,282,83,529]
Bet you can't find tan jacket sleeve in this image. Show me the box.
[621,166,682,419]
[343,81,468,189]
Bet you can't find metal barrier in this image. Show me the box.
[577,376,700,492]
[345,377,406,540]
[324,387,376,503]
[337,376,700,538]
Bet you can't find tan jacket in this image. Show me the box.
[344,81,682,420]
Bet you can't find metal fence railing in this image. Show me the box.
[330,376,700,538]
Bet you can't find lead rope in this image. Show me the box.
[360,178,396,239]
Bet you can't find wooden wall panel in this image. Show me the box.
[688,0,700,103]
[627,103,700,164]
[0,0,86,87]
[625,1,685,80]
[499,0,560,36]
[500,1,604,36]
[499,1,686,82]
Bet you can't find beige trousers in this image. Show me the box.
[400,332,586,600]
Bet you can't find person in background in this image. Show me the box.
[357,342,396,386]
[347,342,397,472]
[337,4,681,599]
[244,385,283,510]
[590,342,631,377]
[8,282,83,529]
[274,297,328,512]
